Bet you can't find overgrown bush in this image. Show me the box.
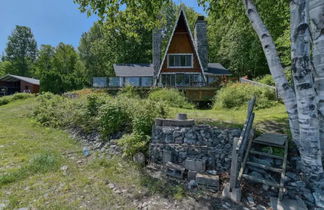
[33,92,76,128]
[213,83,277,109]
[257,74,275,86]
[257,69,292,86]
[118,132,150,157]
[99,102,130,138]
[33,92,169,157]
[118,85,140,98]
[148,88,193,109]
[69,93,112,133]
[0,93,34,106]
[0,97,10,106]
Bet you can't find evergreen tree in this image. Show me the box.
[3,25,37,76]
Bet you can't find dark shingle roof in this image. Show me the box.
[0,74,40,85]
[113,64,154,77]
[206,63,232,75]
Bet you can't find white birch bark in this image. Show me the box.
[241,0,300,148]
[309,0,324,156]
[290,0,323,175]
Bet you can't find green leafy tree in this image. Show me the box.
[39,43,86,93]
[0,61,14,76]
[33,45,55,78]
[3,25,37,76]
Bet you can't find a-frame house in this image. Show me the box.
[94,8,231,88]
[155,9,207,87]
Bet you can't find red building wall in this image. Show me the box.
[20,81,39,93]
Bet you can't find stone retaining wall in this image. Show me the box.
[149,116,241,173]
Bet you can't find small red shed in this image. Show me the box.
[0,74,40,95]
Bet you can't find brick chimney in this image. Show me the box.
[152,29,162,82]
[194,16,208,71]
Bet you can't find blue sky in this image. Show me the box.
[0,0,206,54]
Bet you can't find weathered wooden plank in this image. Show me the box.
[236,97,256,152]
[254,133,287,146]
[249,150,284,160]
[229,137,240,190]
[242,174,280,188]
[238,119,255,181]
[279,138,289,200]
[246,161,283,173]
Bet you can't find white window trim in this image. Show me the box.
[167,53,193,69]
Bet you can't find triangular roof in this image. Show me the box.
[155,8,207,83]
[0,74,40,85]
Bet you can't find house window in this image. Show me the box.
[168,54,193,68]
[108,77,121,87]
[125,77,140,86]
[141,77,153,87]
[161,74,175,87]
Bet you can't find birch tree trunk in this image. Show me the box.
[241,0,300,148]
[309,0,324,156]
[290,0,323,176]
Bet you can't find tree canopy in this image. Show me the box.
[38,43,86,94]
[2,25,38,76]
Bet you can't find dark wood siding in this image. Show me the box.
[161,13,202,74]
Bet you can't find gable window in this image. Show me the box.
[168,54,193,68]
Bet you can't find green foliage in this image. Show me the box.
[38,43,86,94]
[32,93,76,127]
[78,9,153,81]
[148,89,194,109]
[0,61,13,76]
[3,25,37,77]
[0,97,10,106]
[130,98,168,135]
[118,85,140,98]
[118,132,150,158]
[0,152,59,186]
[257,69,292,86]
[0,93,34,106]
[257,74,275,86]
[213,83,277,109]
[99,102,130,138]
[32,91,169,157]
[205,0,290,78]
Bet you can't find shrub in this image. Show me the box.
[0,97,10,106]
[130,99,168,135]
[0,93,34,106]
[11,93,34,100]
[98,102,130,138]
[118,132,150,158]
[213,83,277,109]
[257,69,292,87]
[33,92,169,156]
[118,85,140,98]
[33,92,76,128]
[257,74,275,86]
[148,88,193,109]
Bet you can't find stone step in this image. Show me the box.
[246,161,283,173]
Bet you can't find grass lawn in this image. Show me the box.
[170,104,289,134]
[0,98,184,209]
